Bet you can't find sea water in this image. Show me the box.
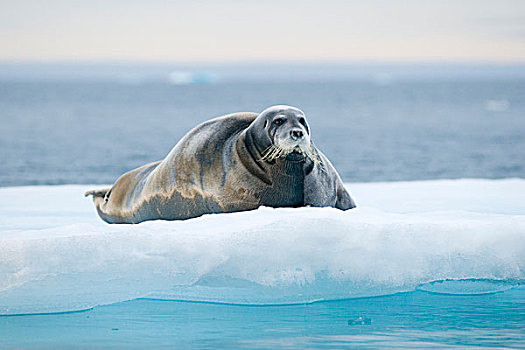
[1,65,525,186]
[0,64,524,348]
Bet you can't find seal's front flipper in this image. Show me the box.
[335,185,356,210]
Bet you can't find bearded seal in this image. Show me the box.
[85,105,356,224]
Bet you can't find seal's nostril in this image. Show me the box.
[291,130,303,140]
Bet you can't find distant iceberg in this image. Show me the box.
[0,179,524,315]
[484,99,510,112]
[168,71,217,85]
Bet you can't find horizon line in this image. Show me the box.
[1,58,525,66]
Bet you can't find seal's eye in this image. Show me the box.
[298,117,307,127]
[274,118,284,126]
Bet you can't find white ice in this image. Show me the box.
[0,179,524,315]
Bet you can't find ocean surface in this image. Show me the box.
[1,63,524,186]
[0,63,524,348]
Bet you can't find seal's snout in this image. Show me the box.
[290,129,304,140]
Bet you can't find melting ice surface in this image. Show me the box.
[0,179,524,315]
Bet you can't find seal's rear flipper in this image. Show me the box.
[84,188,111,198]
[85,187,117,223]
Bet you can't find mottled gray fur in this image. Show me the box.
[85,105,356,223]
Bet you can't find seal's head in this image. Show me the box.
[249,105,317,162]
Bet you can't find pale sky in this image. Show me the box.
[1,0,525,62]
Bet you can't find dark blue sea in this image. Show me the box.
[0,63,524,349]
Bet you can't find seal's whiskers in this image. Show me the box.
[305,145,321,164]
[260,144,286,161]
[260,143,321,164]
[259,144,274,161]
